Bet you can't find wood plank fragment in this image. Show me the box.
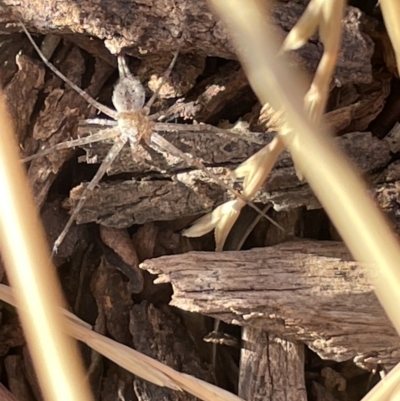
[140,240,400,370]
[227,207,307,401]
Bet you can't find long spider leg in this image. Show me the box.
[150,133,284,231]
[148,102,181,121]
[144,39,183,113]
[20,21,118,120]
[21,129,120,162]
[53,134,129,253]
[79,119,118,127]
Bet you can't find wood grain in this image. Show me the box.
[141,240,400,370]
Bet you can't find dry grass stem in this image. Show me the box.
[208,0,400,370]
[360,362,400,401]
[380,0,400,73]
[183,135,285,250]
[205,6,400,401]
[282,0,346,122]
[0,93,93,401]
[185,0,344,250]
[0,283,245,401]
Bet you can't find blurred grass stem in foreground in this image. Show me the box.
[207,0,400,346]
[207,1,400,400]
[0,92,93,401]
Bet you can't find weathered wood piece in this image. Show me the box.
[0,317,25,357]
[165,63,253,124]
[5,2,374,85]
[89,255,215,400]
[325,70,391,135]
[216,204,306,398]
[129,302,214,401]
[78,129,276,176]
[140,240,400,370]
[239,327,307,401]
[69,131,391,226]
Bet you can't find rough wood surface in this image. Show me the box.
[88,255,214,401]
[311,382,340,401]
[239,328,307,401]
[0,383,20,401]
[140,240,400,370]
[130,302,213,401]
[5,1,374,86]
[228,207,307,401]
[1,7,390,232]
[68,130,392,227]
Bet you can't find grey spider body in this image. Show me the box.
[112,56,146,113]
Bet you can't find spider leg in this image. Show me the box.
[79,119,118,128]
[21,21,118,120]
[150,132,284,231]
[143,39,183,113]
[22,129,120,162]
[53,134,129,253]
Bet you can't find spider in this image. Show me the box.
[20,23,280,253]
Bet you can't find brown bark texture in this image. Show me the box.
[0,1,397,401]
[141,240,400,371]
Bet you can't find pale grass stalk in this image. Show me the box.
[281,0,345,122]
[380,0,400,74]
[234,136,286,198]
[0,284,245,401]
[183,136,285,250]
[0,383,19,401]
[207,1,400,400]
[185,0,344,249]
[310,0,345,121]
[360,362,400,401]
[183,200,244,251]
[0,93,93,401]
[279,0,323,51]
